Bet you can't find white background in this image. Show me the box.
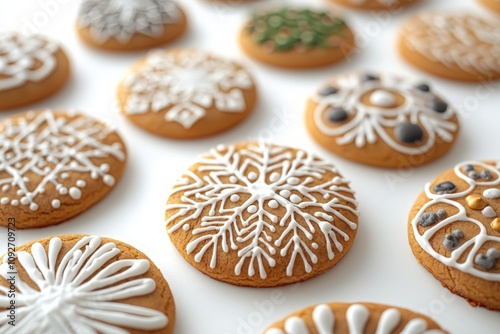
[1,0,500,333]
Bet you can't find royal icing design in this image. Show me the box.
[123,49,254,129]
[403,14,500,76]
[346,0,400,5]
[0,235,168,333]
[265,304,444,334]
[0,110,125,211]
[412,161,500,281]
[312,73,457,155]
[0,33,59,91]
[77,0,180,44]
[166,142,359,279]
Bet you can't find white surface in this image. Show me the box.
[1,0,500,333]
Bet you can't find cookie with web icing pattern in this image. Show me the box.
[409,161,500,310]
[329,0,418,10]
[165,141,359,287]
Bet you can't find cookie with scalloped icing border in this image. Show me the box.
[0,234,175,333]
[0,110,127,229]
[409,161,500,310]
[76,0,187,51]
[265,302,447,334]
[329,0,419,10]
[165,141,359,287]
[398,13,500,82]
[117,48,257,139]
[478,0,500,13]
[239,8,355,69]
[0,33,70,111]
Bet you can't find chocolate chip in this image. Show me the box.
[431,98,448,113]
[469,171,480,180]
[433,181,456,194]
[327,107,348,123]
[481,170,492,180]
[395,122,424,143]
[464,164,474,172]
[318,86,339,96]
[416,83,431,92]
[363,74,379,81]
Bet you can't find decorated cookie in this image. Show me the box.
[398,13,500,81]
[0,33,70,110]
[239,8,355,68]
[0,234,175,333]
[165,141,359,287]
[264,302,447,334]
[117,48,257,138]
[409,161,500,310]
[479,0,500,13]
[305,72,459,168]
[0,110,127,229]
[329,0,418,10]
[76,0,187,51]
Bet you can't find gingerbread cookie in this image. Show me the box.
[76,0,187,51]
[165,141,359,287]
[0,33,70,111]
[479,0,500,13]
[264,302,447,334]
[0,110,127,229]
[398,13,500,81]
[329,0,418,10]
[0,234,175,333]
[239,8,355,69]
[117,48,257,139]
[409,161,500,310]
[305,72,459,168]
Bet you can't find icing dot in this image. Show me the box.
[483,188,500,199]
[247,205,258,214]
[248,172,258,181]
[76,180,86,188]
[369,89,396,107]
[229,176,238,184]
[216,144,226,151]
[416,83,431,92]
[51,199,61,209]
[69,187,82,200]
[395,122,424,144]
[433,181,456,194]
[327,107,348,123]
[287,177,300,185]
[280,190,291,198]
[269,172,280,183]
[290,194,301,204]
[91,172,99,179]
[464,164,474,172]
[15,162,22,168]
[230,194,240,202]
[11,200,18,206]
[482,206,497,219]
[17,189,23,196]
[363,74,379,81]
[20,197,30,205]
[442,229,463,250]
[39,188,45,194]
[475,248,500,270]
[312,243,318,249]
[1,185,9,192]
[29,203,38,211]
[100,163,110,173]
[431,98,448,113]
[59,187,68,195]
[468,171,480,180]
[61,172,70,179]
[318,86,338,96]
[103,174,115,186]
[268,200,279,209]
[182,224,190,231]
[0,197,9,205]
[481,170,492,180]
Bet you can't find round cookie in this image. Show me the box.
[0,110,127,229]
[76,0,187,51]
[409,161,500,310]
[0,33,70,111]
[0,234,175,333]
[239,8,355,69]
[117,48,257,139]
[329,0,418,10]
[398,13,500,82]
[478,0,500,13]
[305,72,459,168]
[264,302,447,334]
[165,141,359,287]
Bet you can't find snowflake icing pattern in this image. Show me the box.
[166,142,359,279]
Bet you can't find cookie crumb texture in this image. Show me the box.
[117,48,257,139]
[0,33,70,110]
[0,110,127,228]
[409,161,500,310]
[329,0,418,10]
[305,73,459,168]
[76,0,187,51]
[0,234,175,333]
[239,8,355,68]
[165,141,359,287]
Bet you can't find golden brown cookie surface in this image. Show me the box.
[264,302,447,333]
[239,8,355,69]
[117,48,257,139]
[398,13,500,82]
[0,33,70,111]
[165,141,359,287]
[409,161,500,310]
[305,72,459,168]
[0,234,175,333]
[76,0,187,51]
[478,0,500,13]
[329,0,418,10]
[0,110,127,228]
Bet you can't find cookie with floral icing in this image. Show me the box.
[479,0,500,13]
[76,0,187,51]
[265,302,447,334]
[305,72,459,168]
[409,161,500,310]
[0,33,70,110]
[398,13,500,81]
[117,48,257,139]
[239,8,355,69]
[0,234,175,333]
[329,0,418,10]
[0,110,127,228]
[165,141,359,287]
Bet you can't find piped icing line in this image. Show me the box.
[411,161,500,281]
[347,0,400,5]
[0,235,168,333]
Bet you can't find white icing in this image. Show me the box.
[77,0,180,44]
[124,49,254,129]
[0,235,168,332]
[482,206,497,218]
[403,14,500,76]
[0,33,59,91]
[166,142,359,279]
[484,188,500,199]
[347,0,399,5]
[0,110,125,212]
[346,304,369,334]
[370,89,396,107]
[411,161,500,281]
[312,73,457,155]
